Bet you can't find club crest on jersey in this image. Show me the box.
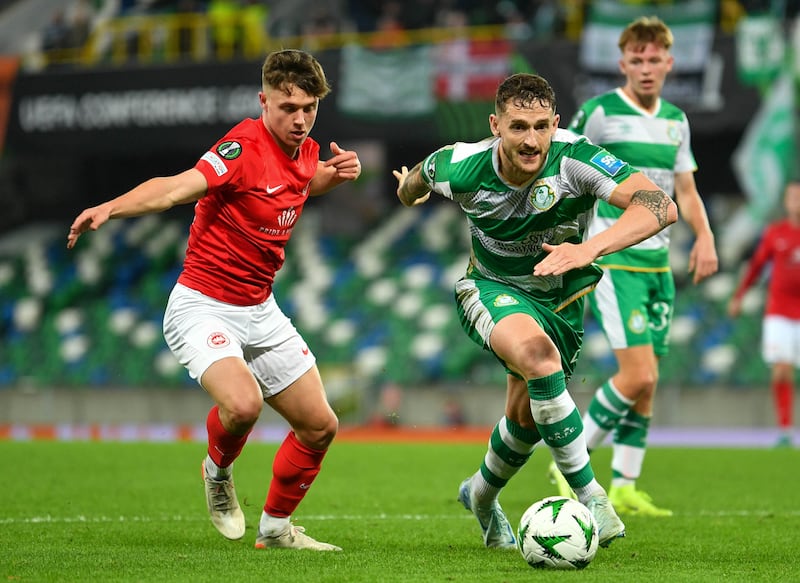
[217,141,242,160]
[666,121,681,145]
[627,310,647,334]
[207,332,230,348]
[590,151,624,176]
[493,294,519,307]
[530,181,556,211]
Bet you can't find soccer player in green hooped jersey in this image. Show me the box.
[393,72,677,550]
[548,16,719,517]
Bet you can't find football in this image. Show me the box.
[517,496,599,570]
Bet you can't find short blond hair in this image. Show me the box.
[618,16,673,52]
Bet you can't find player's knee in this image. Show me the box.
[296,413,339,450]
[224,394,263,429]
[516,336,561,379]
[642,369,659,393]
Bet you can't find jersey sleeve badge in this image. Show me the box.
[589,151,624,177]
[217,141,242,160]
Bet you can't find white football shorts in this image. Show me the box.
[162,283,316,398]
[762,315,800,367]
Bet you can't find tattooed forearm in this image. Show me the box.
[630,189,672,228]
[399,162,429,204]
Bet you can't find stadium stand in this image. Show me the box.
[0,195,770,392]
[0,0,786,427]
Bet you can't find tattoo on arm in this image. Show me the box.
[400,162,428,203]
[630,189,671,228]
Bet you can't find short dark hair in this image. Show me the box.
[495,74,556,115]
[261,49,331,98]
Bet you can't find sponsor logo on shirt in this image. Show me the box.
[590,151,624,176]
[258,207,298,235]
[216,141,242,160]
[200,151,228,177]
[277,207,297,228]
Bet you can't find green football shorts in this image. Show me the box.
[588,267,675,356]
[454,276,586,380]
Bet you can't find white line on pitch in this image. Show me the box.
[1,509,799,525]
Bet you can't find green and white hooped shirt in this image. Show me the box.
[569,88,696,271]
[420,128,638,307]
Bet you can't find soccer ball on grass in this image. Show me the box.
[517,496,598,570]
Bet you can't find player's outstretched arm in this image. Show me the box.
[534,173,677,276]
[393,163,430,207]
[66,168,207,249]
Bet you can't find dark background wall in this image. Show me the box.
[1,35,758,232]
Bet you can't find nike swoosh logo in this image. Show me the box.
[266,185,283,194]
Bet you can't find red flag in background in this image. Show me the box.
[0,56,20,155]
[434,38,512,101]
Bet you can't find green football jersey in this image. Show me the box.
[420,128,638,309]
[569,88,696,270]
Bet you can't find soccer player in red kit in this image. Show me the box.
[729,181,800,448]
[67,49,361,550]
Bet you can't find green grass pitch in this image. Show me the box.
[2,439,799,582]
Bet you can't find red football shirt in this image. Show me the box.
[733,219,800,319]
[178,117,320,305]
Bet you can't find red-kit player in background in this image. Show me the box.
[729,181,800,448]
[67,49,361,550]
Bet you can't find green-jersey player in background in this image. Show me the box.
[548,16,718,517]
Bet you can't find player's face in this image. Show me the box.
[784,183,800,221]
[260,85,319,157]
[619,42,673,109]
[490,101,559,185]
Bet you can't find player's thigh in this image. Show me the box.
[267,365,338,447]
[163,283,250,383]
[245,294,318,398]
[201,356,263,415]
[455,276,583,379]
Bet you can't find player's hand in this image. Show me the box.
[688,236,718,284]
[324,141,361,181]
[393,166,430,206]
[727,296,742,318]
[533,242,594,276]
[66,205,111,249]
[392,166,409,191]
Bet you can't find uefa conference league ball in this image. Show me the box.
[517,496,599,570]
